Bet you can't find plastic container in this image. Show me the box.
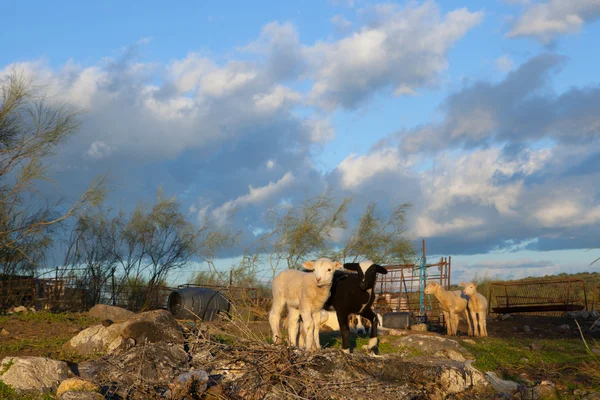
[167,287,230,321]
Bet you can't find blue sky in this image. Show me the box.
[3,0,600,285]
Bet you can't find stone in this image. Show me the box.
[0,356,69,393]
[64,309,184,357]
[0,328,9,336]
[56,377,100,399]
[385,329,409,336]
[567,311,581,319]
[87,304,134,321]
[591,348,600,355]
[462,339,476,345]
[523,325,531,333]
[583,393,600,400]
[60,392,105,400]
[101,319,113,327]
[393,334,472,362]
[13,305,28,313]
[533,380,557,399]
[168,369,209,398]
[530,343,542,351]
[410,323,428,332]
[485,371,519,393]
[500,313,512,320]
[28,307,36,313]
[558,324,570,332]
[580,310,590,320]
[591,310,600,319]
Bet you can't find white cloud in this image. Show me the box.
[415,215,485,237]
[85,141,114,160]
[495,55,514,73]
[337,147,405,189]
[507,0,600,43]
[168,53,216,93]
[266,159,275,169]
[305,2,483,110]
[253,85,302,112]
[331,14,352,34]
[304,119,335,144]
[211,172,296,225]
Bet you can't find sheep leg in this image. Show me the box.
[478,311,488,337]
[442,311,450,335]
[269,297,286,344]
[287,307,300,347]
[464,309,473,337]
[470,310,479,337]
[337,311,351,354]
[298,318,306,348]
[361,308,378,351]
[312,311,322,351]
[300,309,315,351]
[453,314,460,336]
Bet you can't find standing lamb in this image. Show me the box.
[269,258,342,351]
[424,282,471,336]
[460,282,488,337]
[324,260,388,353]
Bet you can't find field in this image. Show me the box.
[0,309,599,399]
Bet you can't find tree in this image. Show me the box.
[0,70,106,277]
[336,202,415,265]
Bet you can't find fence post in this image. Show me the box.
[111,267,116,306]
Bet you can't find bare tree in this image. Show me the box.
[337,202,415,265]
[0,70,107,276]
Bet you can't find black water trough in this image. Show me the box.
[167,287,230,321]
[382,311,411,329]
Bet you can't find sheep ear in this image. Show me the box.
[333,261,343,270]
[343,263,360,272]
[473,282,477,288]
[302,261,315,270]
[375,265,388,275]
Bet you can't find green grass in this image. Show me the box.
[319,332,407,355]
[0,311,99,326]
[462,337,600,391]
[0,337,71,357]
[0,381,54,400]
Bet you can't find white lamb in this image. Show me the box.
[269,258,342,351]
[460,282,489,337]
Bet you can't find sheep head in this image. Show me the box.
[424,281,440,295]
[461,282,477,296]
[343,260,388,291]
[302,258,343,287]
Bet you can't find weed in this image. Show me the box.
[0,358,14,375]
[0,381,54,400]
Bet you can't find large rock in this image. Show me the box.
[392,334,473,361]
[57,377,100,398]
[64,309,184,357]
[0,356,70,393]
[87,304,135,321]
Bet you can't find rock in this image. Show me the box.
[530,343,542,351]
[0,328,9,336]
[60,392,105,400]
[168,370,209,398]
[65,309,184,357]
[410,323,428,332]
[385,328,409,336]
[393,334,472,361]
[500,313,512,320]
[56,377,100,398]
[78,342,189,386]
[567,311,581,319]
[28,307,36,313]
[533,380,557,399]
[462,339,476,345]
[591,310,600,319]
[558,324,570,332]
[523,325,531,332]
[583,393,600,400]
[591,348,600,355]
[485,371,519,393]
[0,356,69,393]
[13,305,28,313]
[581,310,590,320]
[87,304,134,321]
[101,319,113,327]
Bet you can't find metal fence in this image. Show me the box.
[488,278,588,316]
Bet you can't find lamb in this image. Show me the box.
[424,281,471,336]
[323,260,388,353]
[269,258,342,351]
[460,282,488,337]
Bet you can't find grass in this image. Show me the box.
[462,336,600,391]
[0,381,54,400]
[0,337,71,357]
[0,311,99,326]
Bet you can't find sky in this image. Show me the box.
[2,0,600,285]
